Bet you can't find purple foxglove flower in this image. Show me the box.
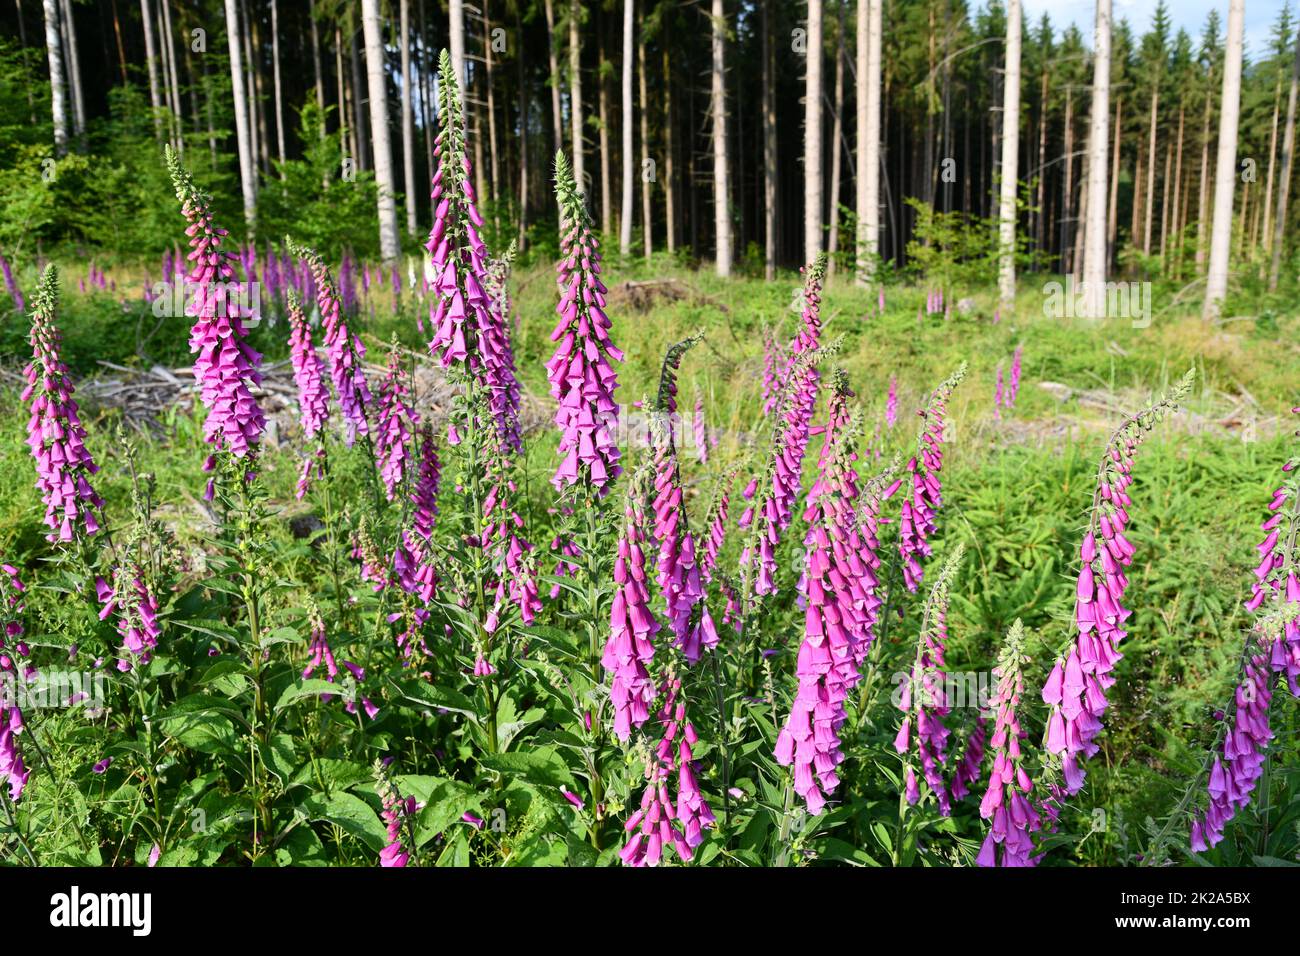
[898,365,966,592]
[1191,404,1300,850]
[950,715,988,802]
[289,240,373,446]
[1040,370,1194,798]
[374,344,419,500]
[376,766,420,868]
[287,289,329,441]
[885,375,898,428]
[0,564,31,801]
[994,366,1004,420]
[547,151,623,494]
[0,251,23,312]
[601,466,660,740]
[651,412,710,663]
[1006,345,1023,407]
[693,393,710,464]
[100,567,163,672]
[409,423,442,542]
[166,147,266,463]
[977,620,1040,866]
[894,545,964,817]
[775,379,889,813]
[483,243,524,455]
[699,473,734,584]
[21,265,106,544]
[619,676,715,866]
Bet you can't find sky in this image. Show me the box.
[1021,0,1290,59]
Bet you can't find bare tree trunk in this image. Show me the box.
[663,47,677,254]
[1073,158,1087,281]
[1270,29,1300,291]
[271,0,286,169]
[1203,0,1244,320]
[804,0,823,263]
[249,1,269,172]
[569,1,585,194]
[310,0,325,117]
[826,0,845,274]
[598,45,612,235]
[336,27,351,164]
[361,0,400,264]
[42,0,67,154]
[543,0,563,154]
[449,0,465,87]
[1061,86,1073,272]
[349,15,367,170]
[1142,86,1157,255]
[517,12,529,250]
[225,0,256,230]
[59,0,84,139]
[857,0,881,286]
[763,0,778,280]
[997,0,1021,312]
[711,0,732,275]
[485,0,501,214]
[638,30,651,259]
[1263,69,1283,256]
[1107,95,1122,262]
[1195,97,1211,271]
[140,0,163,140]
[161,0,183,150]
[1169,105,1184,272]
[620,0,634,255]
[400,0,417,233]
[419,0,434,182]
[1158,140,1171,261]
[1080,0,1110,319]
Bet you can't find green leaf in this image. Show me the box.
[480,747,572,789]
[298,792,387,852]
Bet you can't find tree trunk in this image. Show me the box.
[449,0,466,88]
[486,2,501,213]
[249,1,268,172]
[804,0,823,263]
[569,1,585,194]
[225,0,256,231]
[1169,105,1184,272]
[826,0,845,274]
[1203,0,1244,320]
[598,44,612,236]
[336,27,351,164]
[638,30,651,260]
[543,0,563,154]
[161,0,183,150]
[620,0,634,255]
[140,0,163,140]
[1270,28,1300,291]
[271,0,286,169]
[1263,69,1283,256]
[400,0,417,233]
[1158,140,1171,261]
[1142,87,1157,255]
[1195,98,1210,271]
[310,0,325,118]
[361,0,400,264]
[1061,86,1073,272]
[60,0,84,139]
[349,15,368,170]
[1080,0,1110,319]
[517,13,529,250]
[42,0,67,154]
[763,0,778,279]
[1107,95,1122,264]
[997,0,1021,312]
[712,0,732,275]
[664,47,677,254]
